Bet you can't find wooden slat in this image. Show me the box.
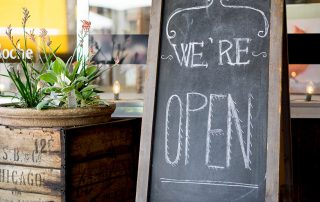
[66,120,136,161]
[0,119,140,201]
[265,0,284,201]
[0,189,61,202]
[70,153,134,188]
[135,0,163,201]
[0,126,62,169]
[71,176,135,202]
[0,164,62,196]
[69,129,132,159]
[69,143,136,201]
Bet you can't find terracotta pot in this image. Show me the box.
[0,103,116,127]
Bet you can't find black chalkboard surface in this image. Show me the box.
[136,0,284,201]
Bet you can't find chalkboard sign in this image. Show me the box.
[136,0,284,201]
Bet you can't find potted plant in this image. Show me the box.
[0,8,116,127]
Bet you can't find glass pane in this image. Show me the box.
[287,3,320,95]
[88,0,152,100]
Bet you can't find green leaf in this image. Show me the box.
[75,89,83,99]
[0,94,19,99]
[93,89,104,93]
[0,73,9,78]
[52,57,66,75]
[85,66,97,76]
[7,70,28,101]
[76,82,84,90]
[72,76,88,85]
[53,44,61,54]
[88,69,101,80]
[88,71,103,83]
[39,72,57,84]
[31,66,40,75]
[62,85,75,93]
[36,99,51,110]
[81,85,96,92]
[42,86,61,94]
[82,90,94,99]
[71,61,81,81]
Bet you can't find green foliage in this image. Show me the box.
[0,8,118,110]
[36,56,117,109]
[0,8,58,108]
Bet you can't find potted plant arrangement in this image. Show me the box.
[0,8,116,127]
[0,8,140,202]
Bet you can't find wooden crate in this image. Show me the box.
[0,119,141,202]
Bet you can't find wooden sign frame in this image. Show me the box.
[136,0,285,201]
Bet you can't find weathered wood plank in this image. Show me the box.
[70,153,134,188]
[0,119,140,201]
[135,0,163,201]
[0,126,61,169]
[0,189,61,202]
[265,0,284,201]
[66,121,136,161]
[0,164,62,196]
[71,175,135,202]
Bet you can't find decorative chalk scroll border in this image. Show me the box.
[161,0,214,59]
[161,55,174,60]
[166,0,214,45]
[252,52,268,58]
[161,0,270,60]
[219,0,269,38]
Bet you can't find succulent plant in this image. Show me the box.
[0,8,117,109]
